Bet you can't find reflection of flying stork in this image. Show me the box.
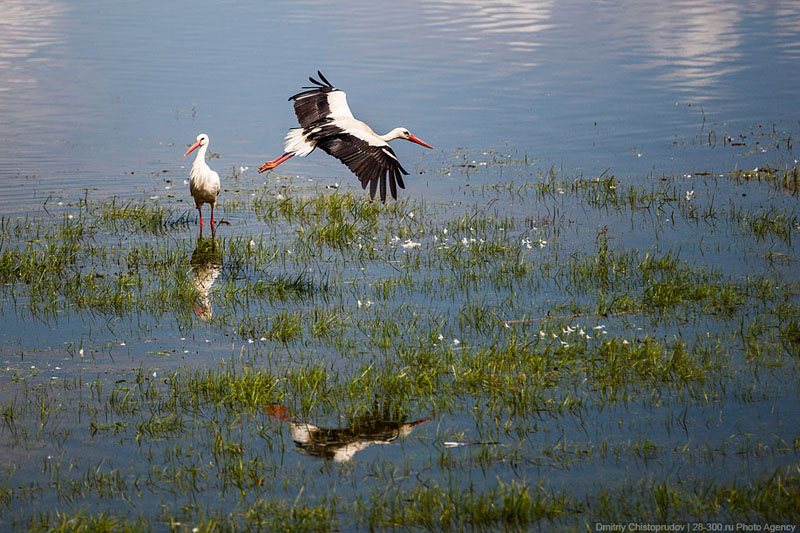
[184,133,221,232]
[266,403,431,462]
[258,71,433,202]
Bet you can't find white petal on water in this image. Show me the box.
[444,441,497,448]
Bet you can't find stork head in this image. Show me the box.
[184,133,210,156]
[386,128,433,149]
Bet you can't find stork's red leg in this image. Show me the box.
[197,206,204,229]
[258,153,294,173]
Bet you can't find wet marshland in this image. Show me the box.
[1,0,799,530]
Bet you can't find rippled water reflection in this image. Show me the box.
[0,0,798,213]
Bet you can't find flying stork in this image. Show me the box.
[258,71,433,202]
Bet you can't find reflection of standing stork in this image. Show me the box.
[258,71,433,202]
[266,403,430,462]
[190,237,222,320]
[184,133,221,233]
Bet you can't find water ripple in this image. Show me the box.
[0,0,798,210]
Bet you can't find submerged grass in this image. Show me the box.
[96,197,191,235]
[23,466,800,529]
[592,465,800,523]
[730,165,800,196]
[360,479,577,530]
[0,162,799,529]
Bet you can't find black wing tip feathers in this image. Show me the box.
[290,70,337,101]
[316,70,333,87]
[304,70,335,90]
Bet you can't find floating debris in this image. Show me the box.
[444,441,499,448]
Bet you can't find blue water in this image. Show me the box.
[1,0,798,212]
[1,0,799,527]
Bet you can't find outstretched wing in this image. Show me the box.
[289,71,354,128]
[317,132,407,202]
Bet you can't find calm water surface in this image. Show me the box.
[1,0,799,209]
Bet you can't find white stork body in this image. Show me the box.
[184,133,221,231]
[258,71,433,202]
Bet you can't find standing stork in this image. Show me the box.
[258,71,433,202]
[184,133,221,232]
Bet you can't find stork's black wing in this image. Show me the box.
[289,71,353,128]
[317,133,407,202]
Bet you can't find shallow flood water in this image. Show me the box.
[2,0,799,206]
[1,0,799,529]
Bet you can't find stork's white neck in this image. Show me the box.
[192,143,209,168]
[379,127,406,142]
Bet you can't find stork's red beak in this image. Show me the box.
[408,134,433,149]
[184,140,202,157]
